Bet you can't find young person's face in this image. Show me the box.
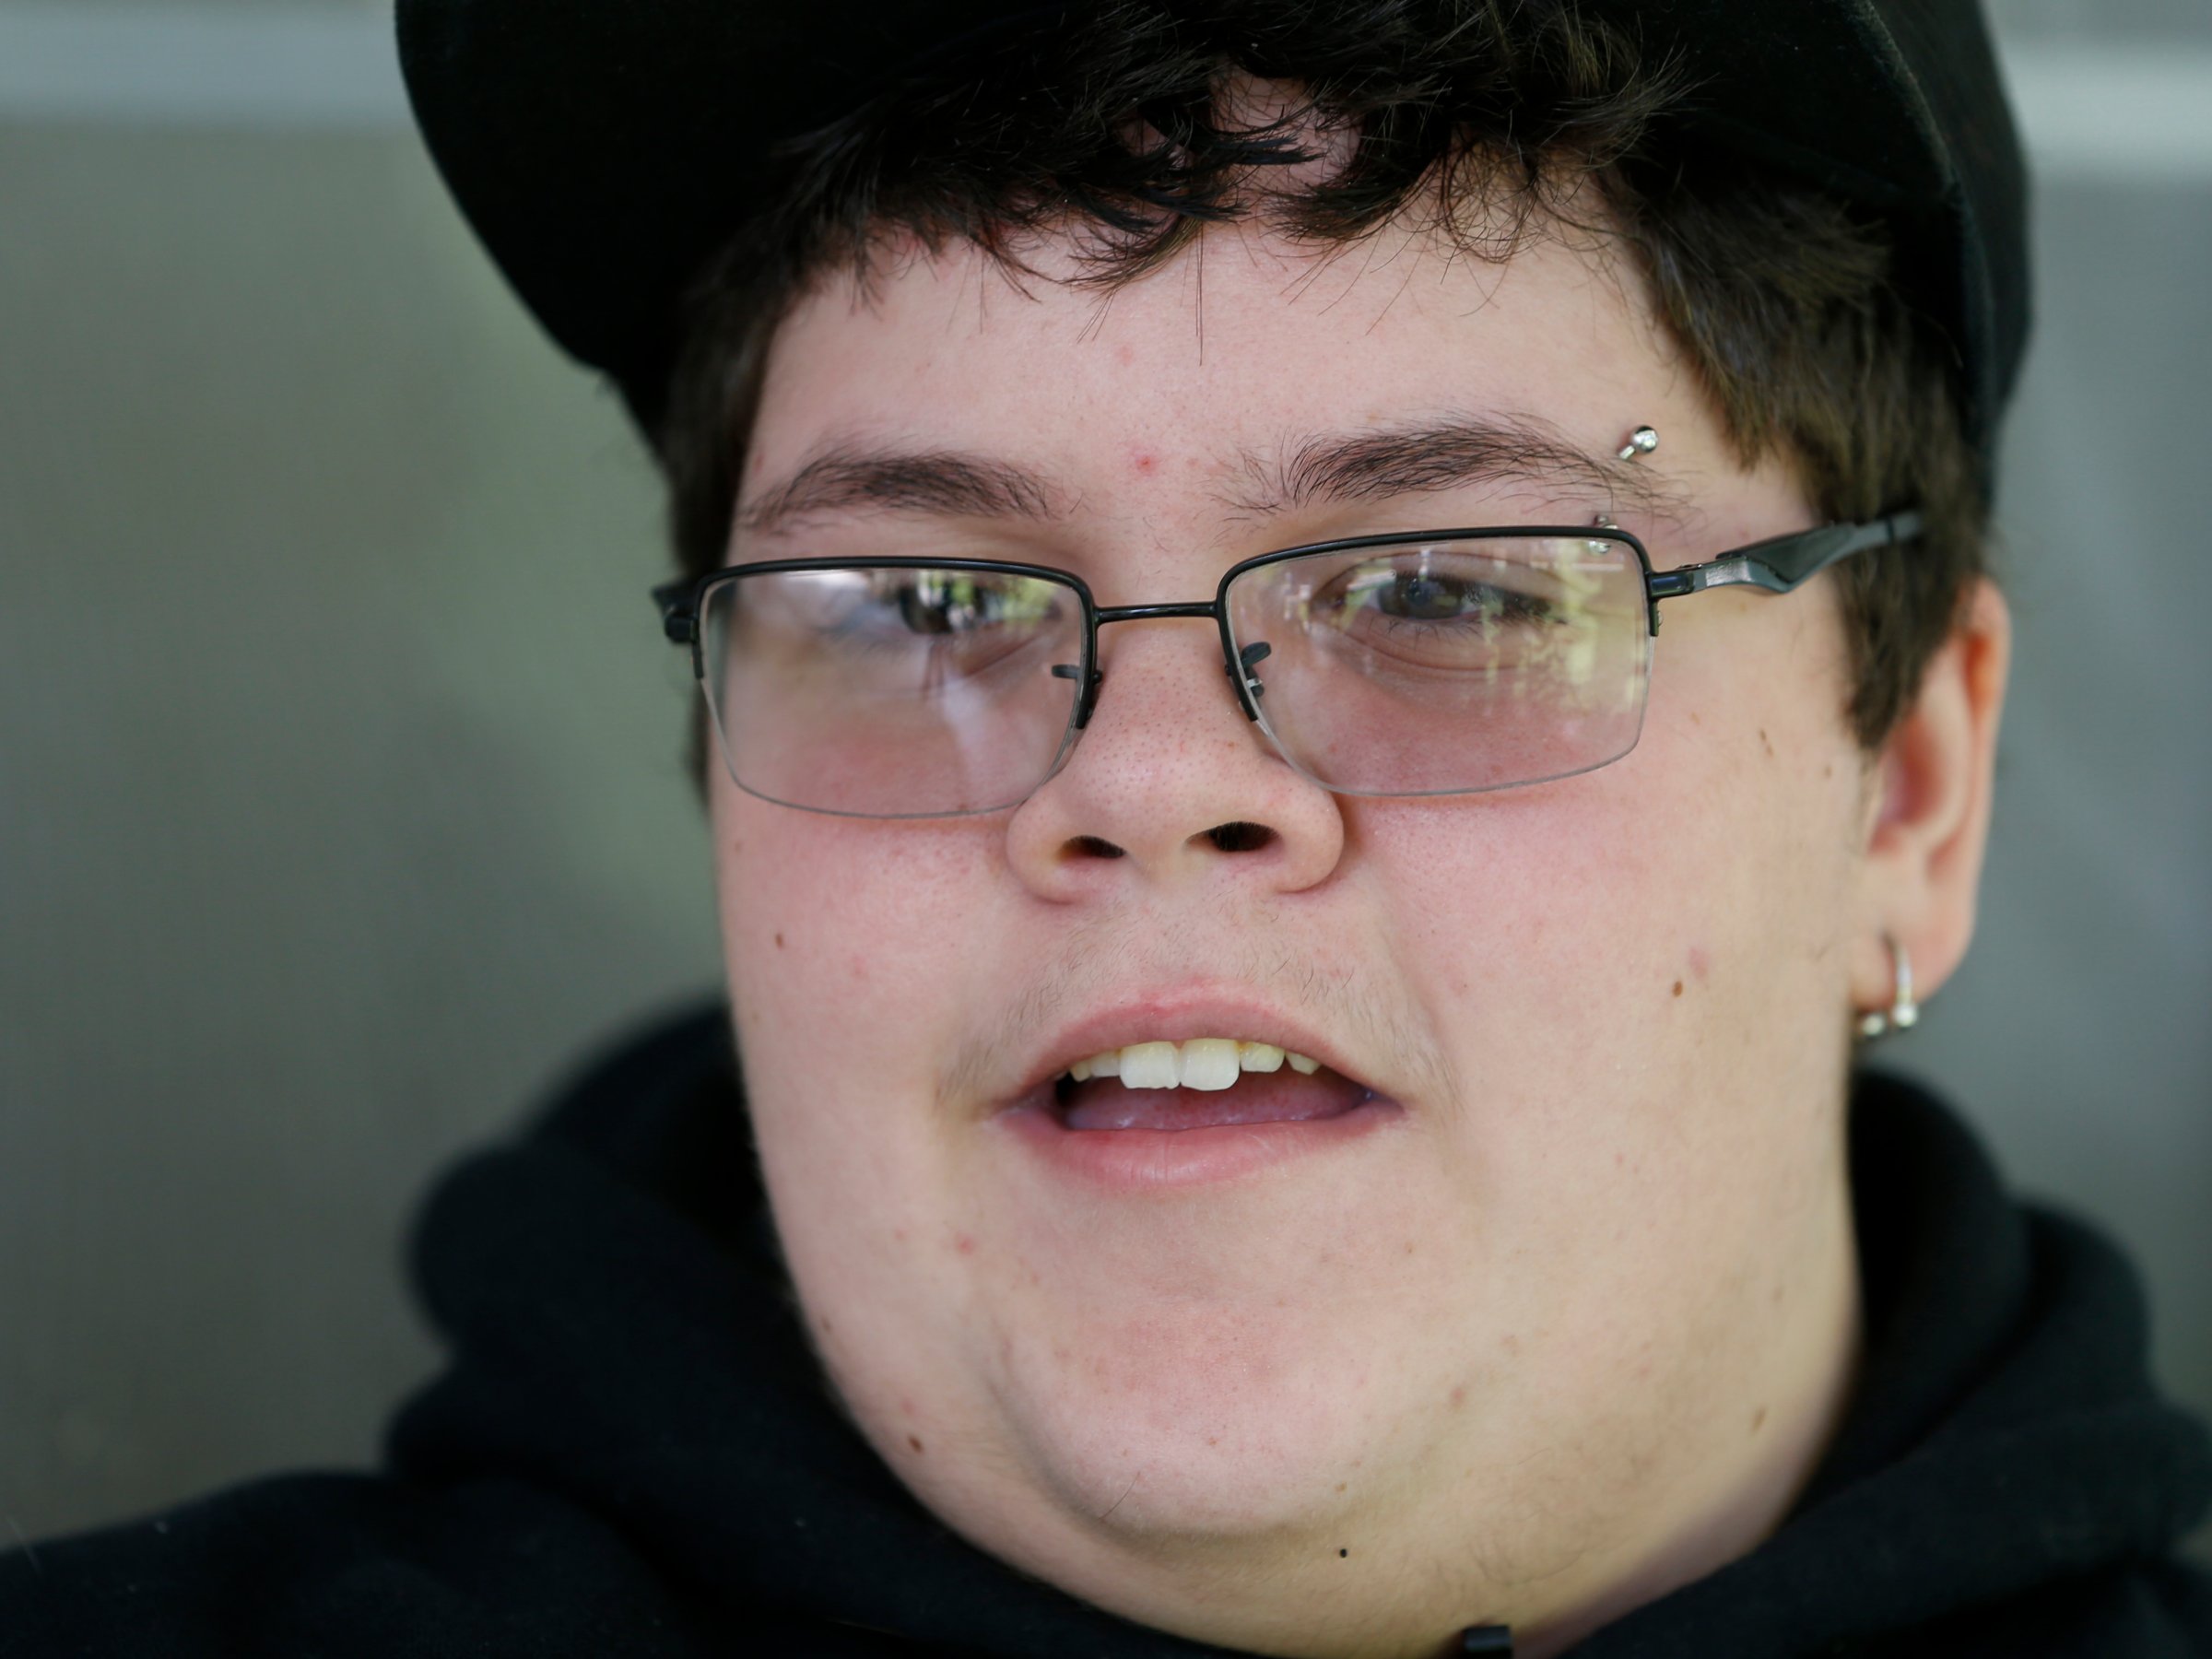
[711,215,1916,1653]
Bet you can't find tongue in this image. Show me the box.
[1062,1069,1367,1131]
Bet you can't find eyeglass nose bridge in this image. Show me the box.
[1060,600,1265,731]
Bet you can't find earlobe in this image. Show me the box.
[1854,578,2012,1014]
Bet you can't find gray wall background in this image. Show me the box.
[4,1,2208,1552]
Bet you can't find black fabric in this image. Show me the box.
[4,1003,2207,1657]
[394,0,2028,474]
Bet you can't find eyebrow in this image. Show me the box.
[735,413,1684,543]
[1232,414,1687,522]
[735,444,1067,538]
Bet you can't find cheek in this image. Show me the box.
[712,789,1009,1421]
[715,788,1002,1085]
[1325,730,1860,1491]
[1344,650,1864,1249]
[712,789,1014,1312]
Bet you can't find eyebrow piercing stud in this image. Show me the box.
[1617,424,1660,462]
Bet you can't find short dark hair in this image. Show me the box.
[655,0,1986,783]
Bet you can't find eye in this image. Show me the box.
[1324,555,1561,632]
[794,571,1073,687]
[879,571,1058,636]
[1376,570,1459,620]
[1368,569,1552,625]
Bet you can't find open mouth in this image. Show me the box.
[994,1015,1404,1188]
[1050,1038,1375,1131]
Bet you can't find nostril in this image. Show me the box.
[1203,820,1276,854]
[1068,835,1126,860]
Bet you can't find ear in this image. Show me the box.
[1853,578,2012,1014]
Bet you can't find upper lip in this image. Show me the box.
[999,988,1375,1107]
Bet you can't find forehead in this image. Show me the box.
[745,219,1716,536]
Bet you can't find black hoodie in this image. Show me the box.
[5,1005,2208,1657]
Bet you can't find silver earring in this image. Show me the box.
[1617,425,1658,461]
[1855,936,1919,1040]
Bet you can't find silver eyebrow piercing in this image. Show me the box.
[1594,423,1657,527]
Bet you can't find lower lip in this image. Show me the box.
[996,1088,1403,1190]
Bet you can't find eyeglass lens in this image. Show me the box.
[1224,535,1650,797]
[701,565,1087,818]
[698,536,1653,818]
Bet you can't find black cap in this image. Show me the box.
[396,0,2027,470]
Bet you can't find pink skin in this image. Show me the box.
[711,206,2003,1658]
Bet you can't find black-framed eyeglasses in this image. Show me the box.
[652,513,1921,819]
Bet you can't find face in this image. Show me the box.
[712,213,1874,1655]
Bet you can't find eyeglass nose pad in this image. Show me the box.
[1052,661,1107,728]
[1228,640,1271,721]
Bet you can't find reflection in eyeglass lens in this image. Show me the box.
[1305,545,1603,677]
[746,568,1068,689]
[1228,537,1648,796]
[704,565,1086,817]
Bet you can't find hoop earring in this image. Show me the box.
[1855,935,1919,1040]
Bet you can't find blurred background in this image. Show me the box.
[3,0,2208,1554]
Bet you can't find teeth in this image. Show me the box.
[1119,1041,1178,1089]
[1057,1038,1324,1090]
[1178,1038,1241,1091]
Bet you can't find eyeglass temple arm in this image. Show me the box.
[653,576,700,643]
[1645,511,1924,603]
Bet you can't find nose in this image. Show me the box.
[1004,616,1347,901]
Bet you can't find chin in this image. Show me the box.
[974,1300,1405,1546]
